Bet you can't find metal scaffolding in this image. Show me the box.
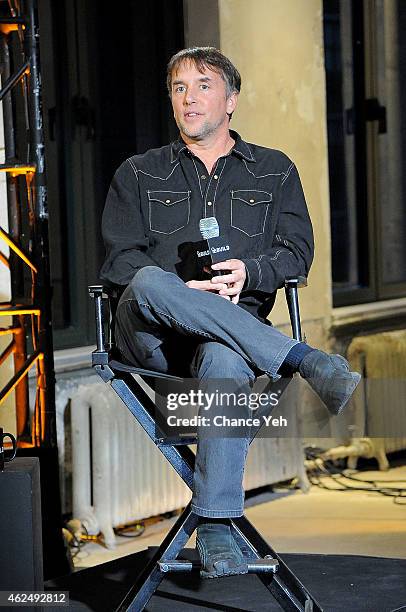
[0,0,70,580]
[0,0,56,448]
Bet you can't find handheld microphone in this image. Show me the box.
[198,217,230,277]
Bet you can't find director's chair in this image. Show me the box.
[89,277,323,611]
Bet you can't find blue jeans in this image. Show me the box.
[115,266,298,517]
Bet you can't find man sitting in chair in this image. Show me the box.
[100,47,360,579]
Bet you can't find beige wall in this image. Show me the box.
[219,0,332,338]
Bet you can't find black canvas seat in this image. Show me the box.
[88,277,323,611]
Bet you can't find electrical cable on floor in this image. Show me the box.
[305,446,406,504]
[63,521,91,560]
[115,522,145,538]
[64,512,173,562]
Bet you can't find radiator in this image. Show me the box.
[71,383,191,548]
[70,381,306,547]
[348,330,406,457]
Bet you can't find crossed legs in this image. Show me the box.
[115,266,272,517]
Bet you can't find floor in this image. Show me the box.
[72,463,406,570]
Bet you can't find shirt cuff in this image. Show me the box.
[242,258,261,291]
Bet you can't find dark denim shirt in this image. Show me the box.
[100,130,314,323]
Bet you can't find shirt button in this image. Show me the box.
[201,174,206,180]
[249,199,255,203]
[166,199,171,203]
[214,175,218,180]
[207,201,213,206]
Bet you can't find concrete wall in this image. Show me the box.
[218,0,332,347]
[183,0,220,48]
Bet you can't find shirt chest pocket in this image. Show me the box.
[147,190,191,235]
[230,190,272,237]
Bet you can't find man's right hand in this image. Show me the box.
[185,279,231,300]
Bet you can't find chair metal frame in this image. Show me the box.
[89,277,323,612]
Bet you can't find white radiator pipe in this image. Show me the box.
[90,393,117,548]
[71,385,116,547]
[305,438,390,472]
[71,386,94,529]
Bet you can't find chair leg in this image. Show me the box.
[115,503,199,612]
[116,508,322,612]
[109,373,322,610]
[231,516,323,612]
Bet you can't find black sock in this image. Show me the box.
[198,517,230,526]
[279,342,315,376]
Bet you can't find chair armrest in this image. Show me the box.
[284,276,307,342]
[88,285,108,352]
[88,284,122,354]
[88,284,120,299]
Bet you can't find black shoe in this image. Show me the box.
[299,350,361,416]
[196,523,248,579]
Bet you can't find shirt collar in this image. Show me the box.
[229,130,256,162]
[170,130,256,163]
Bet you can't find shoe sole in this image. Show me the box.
[200,563,248,579]
[334,371,362,415]
[197,530,248,579]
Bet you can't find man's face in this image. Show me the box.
[170,61,238,141]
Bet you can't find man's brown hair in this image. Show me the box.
[167,47,241,98]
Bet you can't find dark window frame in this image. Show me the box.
[324,0,406,307]
[38,0,184,349]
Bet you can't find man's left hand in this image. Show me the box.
[210,259,247,304]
